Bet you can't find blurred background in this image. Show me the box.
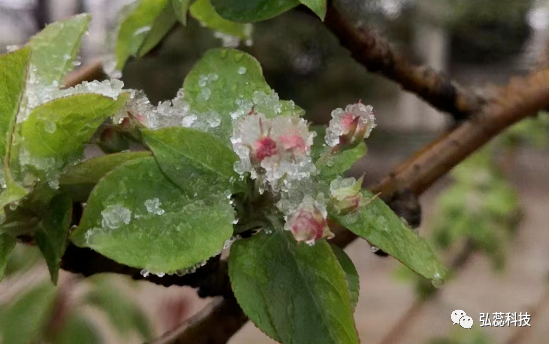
[0,0,548,343]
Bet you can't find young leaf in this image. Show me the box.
[172,0,192,25]
[0,233,16,283]
[330,245,359,310]
[0,282,57,344]
[136,3,178,58]
[142,127,243,197]
[299,0,327,20]
[190,0,252,40]
[331,190,447,284]
[211,0,300,23]
[28,14,90,86]
[71,157,233,273]
[115,0,172,69]
[12,93,129,184]
[34,193,73,284]
[182,48,303,143]
[0,47,31,209]
[317,142,366,181]
[229,230,359,344]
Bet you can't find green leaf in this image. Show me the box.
[28,14,90,86]
[330,245,359,310]
[142,127,242,197]
[190,0,252,39]
[84,279,152,340]
[299,0,326,20]
[0,283,57,344]
[51,312,102,344]
[12,93,129,184]
[115,0,171,69]
[229,230,359,344]
[318,142,366,181]
[182,48,303,143]
[211,0,299,23]
[60,151,152,186]
[71,157,233,273]
[172,0,192,25]
[0,47,31,209]
[0,233,16,282]
[34,193,72,284]
[332,190,447,284]
[136,3,178,58]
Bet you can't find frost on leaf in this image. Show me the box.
[101,204,132,229]
[325,102,376,149]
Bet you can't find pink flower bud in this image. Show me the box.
[278,133,307,155]
[329,176,364,215]
[285,196,333,244]
[253,136,277,161]
[326,102,376,150]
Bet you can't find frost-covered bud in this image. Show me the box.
[285,196,333,244]
[329,176,363,215]
[325,102,376,149]
[231,113,316,190]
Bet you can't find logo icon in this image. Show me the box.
[451,310,472,329]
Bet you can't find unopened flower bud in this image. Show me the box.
[253,136,277,161]
[285,196,333,244]
[325,102,376,150]
[329,176,363,215]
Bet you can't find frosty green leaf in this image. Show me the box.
[332,190,447,283]
[28,14,90,86]
[12,93,129,184]
[211,0,299,23]
[115,0,171,69]
[142,127,243,197]
[229,230,359,344]
[0,233,16,283]
[299,0,326,20]
[71,157,233,273]
[0,47,31,210]
[331,245,359,310]
[182,48,303,143]
[318,142,366,181]
[190,0,252,40]
[34,193,72,284]
[60,151,152,186]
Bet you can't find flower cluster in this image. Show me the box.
[325,102,376,150]
[231,102,376,245]
[231,112,316,191]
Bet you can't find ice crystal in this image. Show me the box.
[101,204,132,229]
[144,198,164,215]
[213,32,240,48]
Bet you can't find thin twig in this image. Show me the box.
[62,58,104,88]
[146,297,248,344]
[324,2,484,121]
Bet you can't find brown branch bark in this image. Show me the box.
[62,59,104,88]
[324,2,484,121]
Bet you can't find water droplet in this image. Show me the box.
[370,245,380,253]
[237,66,247,75]
[140,269,150,277]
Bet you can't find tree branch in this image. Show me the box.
[324,2,484,121]
[62,59,104,88]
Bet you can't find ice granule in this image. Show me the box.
[101,204,132,229]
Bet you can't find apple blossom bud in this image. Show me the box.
[325,102,376,150]
[329,176,364,215]
[285,196,333,244]
[254,136,277,161]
